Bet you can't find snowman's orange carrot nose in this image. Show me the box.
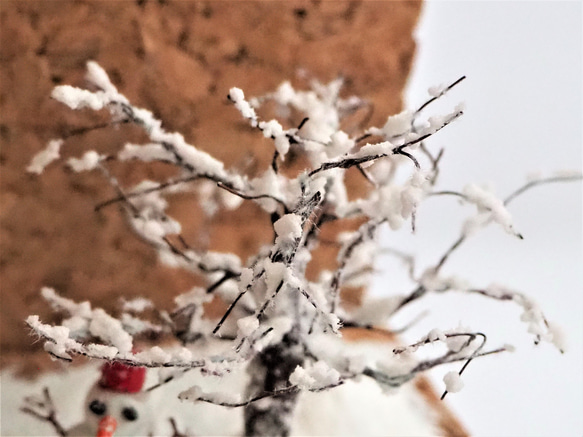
[96,416,117,437]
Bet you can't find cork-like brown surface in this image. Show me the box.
[0,0,423,374]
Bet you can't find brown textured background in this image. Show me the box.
[0,0,423,374]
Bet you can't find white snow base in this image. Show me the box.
[1,341,441,436]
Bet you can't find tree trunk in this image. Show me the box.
[244,331,304,437]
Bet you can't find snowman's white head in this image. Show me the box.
[82,362,154,437]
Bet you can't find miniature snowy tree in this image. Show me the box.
[24,61,579,436]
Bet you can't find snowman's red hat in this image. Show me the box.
[99,362,146,393]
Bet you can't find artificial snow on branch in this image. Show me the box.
[24,61,581,437]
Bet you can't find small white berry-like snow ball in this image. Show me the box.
[443,371,464,394]
[68,362,154,437]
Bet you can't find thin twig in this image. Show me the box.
[62,120,127,139]
[20,388,67,437]
[503,175,582,205]
[216,182,289,213]
[195,381,345,408]
[309,111,462,178]
[146,368,193,392]
[94,175,201,212]
[213,270,265,335]
[414,76,467,116]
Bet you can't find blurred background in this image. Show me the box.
[1,1,580,436]
[372,2,582,436]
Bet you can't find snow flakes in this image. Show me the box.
[229,87,257,123]
[237,316,260,338]
[354,141,392,160]
[129,180,170,212]
[89,309,133,354]
[259,119,290,156]
[85,60,118,94]
[350,296,401,326]
[249,168,288,213]
[353,169,429,227]
[41,287,92,318]
[27,62,575,423]
[124,182,183,245]
[121,313,162,336]
[519,300,548,335]
[62,316,90,337]
[462,184,517,236]
[484,283,510,299]
[178,385,203,403]
[27,315,70,344]
[200,252,241,273]
[307,176,328,198]
[174,287,212,308]
[27,139,63,174]
[55,65,238,188]
[426,328,447,343]
[273,213,303,245]
[178,385,242,406]
[273,81,295,105]
[44,342,72,361]
[428,83,448,98]
[378,110,413,138]
[401,170,431,218]
[322,313,342,334]
[51,85,108,111]
[122,297,154,313]
[263,260,297,294]
[419,269,468,292]
[118,143,176,163]
[238,268,255,291]
[263,316,293,344]
[376,354,417,384]
[27,315,84,361]
[361,184,404,229]
[443,371,464,394]
[218,188,245,210]
[327,131,354,157]
[153,131,227,180]
[86,344,118,359]
[444,327,475,353]
[289,361,341,390]
[135,347,172,364]
[289,366,317,390]
[546,321,567,353]
[172,347,193,363]
[346,354,367,375]
[276,79,343,146]
[202,391,242,405]
[67,151,103,172]
[129,216,176,244]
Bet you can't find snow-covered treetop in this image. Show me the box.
[26,61,580,419]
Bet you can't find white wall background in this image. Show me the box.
[371,1,582,436]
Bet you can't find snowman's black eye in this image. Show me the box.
[89,400,107,416]
[122,406,138,421]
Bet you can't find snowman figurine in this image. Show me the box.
[67,362,154,437]
[22,361,190,436]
